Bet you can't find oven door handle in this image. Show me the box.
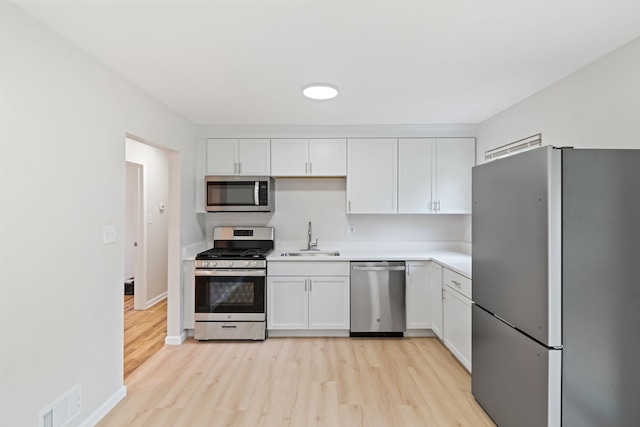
[195,269,266,277]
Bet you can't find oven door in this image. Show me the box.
[194,269,265,321]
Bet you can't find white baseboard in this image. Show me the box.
[146,291,167,309]
[165,331,187,345]
[78,385,126,427]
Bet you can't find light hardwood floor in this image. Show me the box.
[101,336,495,426]
[124,295,167,380]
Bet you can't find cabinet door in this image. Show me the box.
[435,138,475,213]
[238,139,271,175]
[271,139,308,176]
[444,285,472,372]
[308,139,347,176]
[406,262,431,329]
[207,139,238,175]
[398,139,435,213]
[308,276,350,329]
[267,277,308,329]
[431,262,443,339]
[347,138,397,213]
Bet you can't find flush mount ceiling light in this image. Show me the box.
[302,83,339,100]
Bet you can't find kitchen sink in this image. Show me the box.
[280,251,340,257]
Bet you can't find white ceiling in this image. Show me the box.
[13,0,640,126]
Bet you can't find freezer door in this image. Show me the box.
[472,146,561,347]
[472,305,561,427]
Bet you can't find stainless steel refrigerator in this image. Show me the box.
[472,146,640,427]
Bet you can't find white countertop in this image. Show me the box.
[184,240,472,278]
[268,248,471,278]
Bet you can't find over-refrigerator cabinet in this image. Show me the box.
[471,146,640,427]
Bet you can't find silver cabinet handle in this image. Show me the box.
[309,279,312,292]
[348,200,351,212]
[309,162,313,175]
[452,280,462,287]
[305,162,308,174]
[238,162,241,174]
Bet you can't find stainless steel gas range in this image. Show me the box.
[194,226,274,341]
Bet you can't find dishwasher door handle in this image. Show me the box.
[351,266,406,272]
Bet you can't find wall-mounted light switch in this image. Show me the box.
[102,225,116,244]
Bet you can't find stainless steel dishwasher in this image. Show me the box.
[350,261,406,337]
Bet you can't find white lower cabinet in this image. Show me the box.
[405,261,431,330]
[442,268,472,372]
[267,276,309,329]
[267,262,350,334]
[430,262,444,339]
[308,276,350,329]
[267,275,350,331]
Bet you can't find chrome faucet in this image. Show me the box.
[307,221,319,250]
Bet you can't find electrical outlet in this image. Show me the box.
[346,225,356,235]
[102,225,116,244]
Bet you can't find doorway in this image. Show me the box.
[124,136,174,378]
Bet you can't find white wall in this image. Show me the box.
[0,3,201,426]
[205,178,470,248]
[476,36,640,160]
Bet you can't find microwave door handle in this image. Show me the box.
[254,182,260,206]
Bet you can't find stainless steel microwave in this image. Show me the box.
[205,176,274,212]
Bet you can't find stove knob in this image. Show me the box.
[228,261,234,267]
[202,261,209,267]
[252,261,258,267]
[244,261,250,267]
[211,261,217,267]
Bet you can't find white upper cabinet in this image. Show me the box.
[398,138,474,214]
[435,138,475,213]
[347,138,398,214]
[206,138,271,176]
[207,139,237,175]
[271,138,346,177]
[270,139,307,176]
[398,138,435,213]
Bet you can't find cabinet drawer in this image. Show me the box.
[268,261,350,276]
[443,268,471,300]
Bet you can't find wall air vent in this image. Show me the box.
[485,133,542,162]
[39,383,81,427]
